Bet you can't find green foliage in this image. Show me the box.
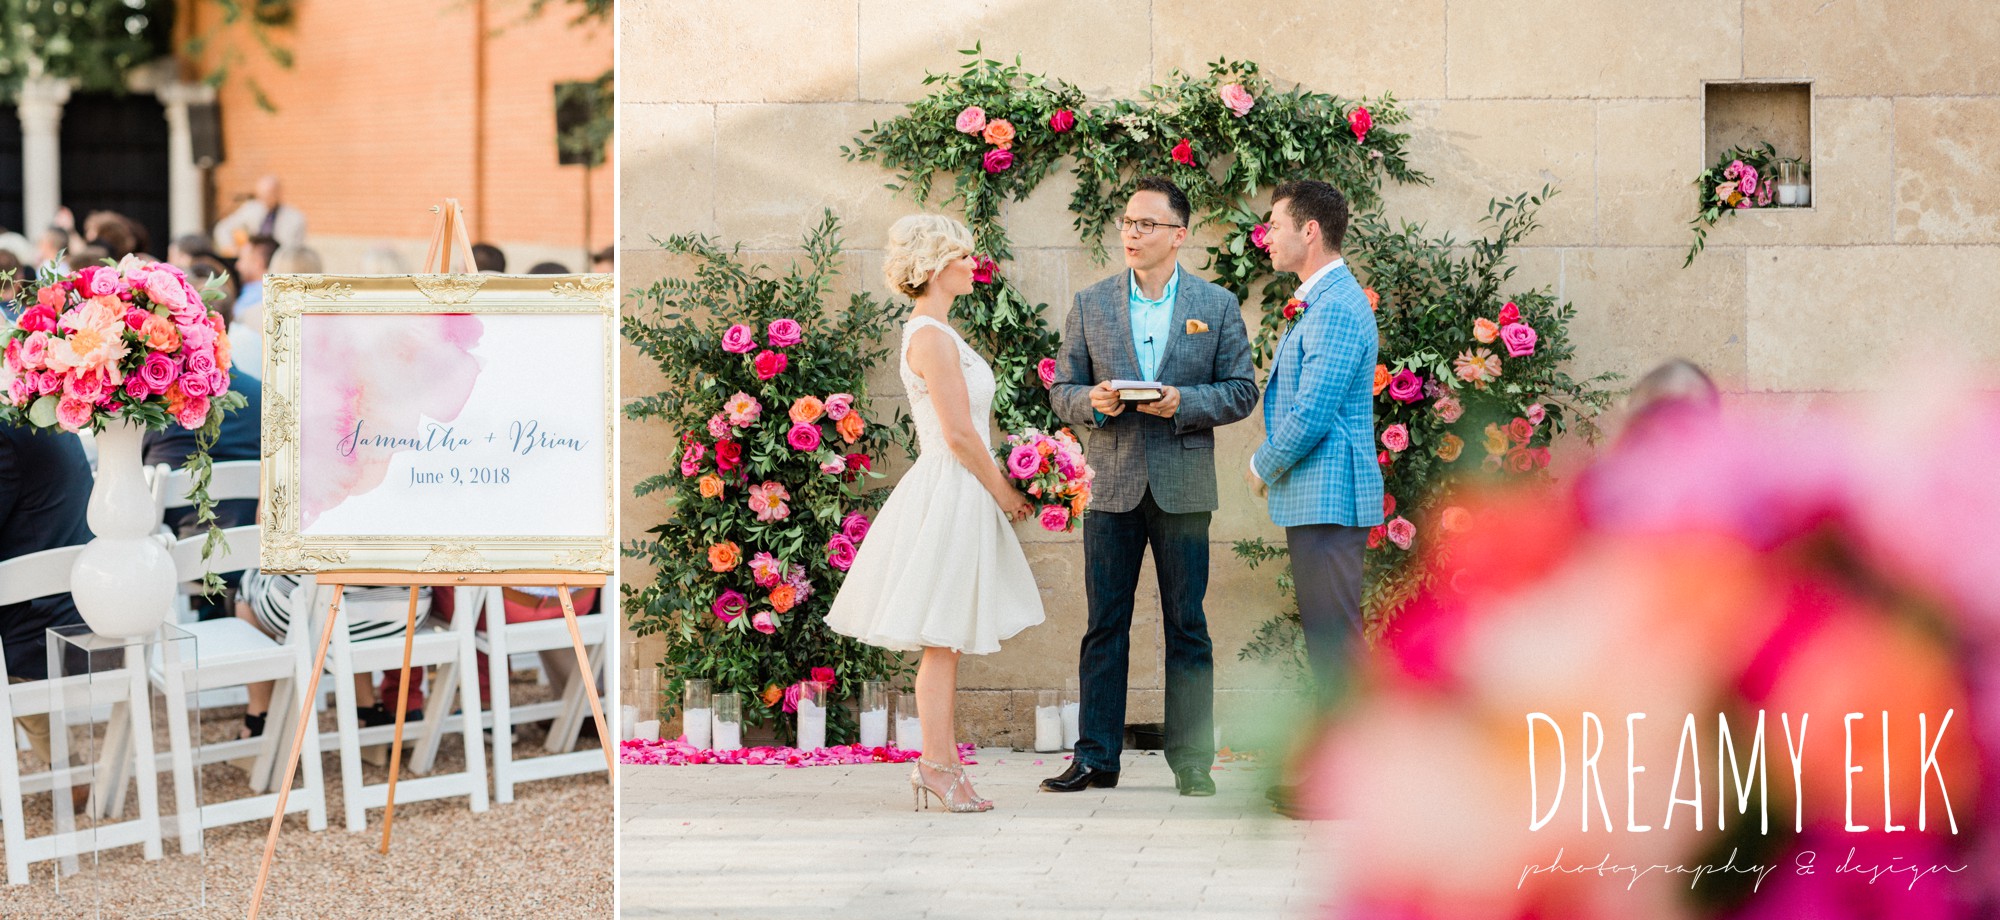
[185,0,299,113]
[0,0,173,95]
[621,213,916,743]
[1685,142,1779,266]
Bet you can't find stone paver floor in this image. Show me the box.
[619,748,1344,919]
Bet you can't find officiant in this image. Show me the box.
[1045,177,1259,798]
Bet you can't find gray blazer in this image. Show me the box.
[1050,268,1259,514]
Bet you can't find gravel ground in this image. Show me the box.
[1,673,614,919]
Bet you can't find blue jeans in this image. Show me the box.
[1074,490,1214,774]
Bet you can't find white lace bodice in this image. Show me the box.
[899,315,994,456]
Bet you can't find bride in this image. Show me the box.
[824,214,1045,813]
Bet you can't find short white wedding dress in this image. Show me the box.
[824,315,1045,654]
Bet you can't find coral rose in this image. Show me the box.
[1472,317,1499,344]
[1435,433,1464,462]
[708,541,742,572]
[790,395,826,424]
[1508,417,1535,444]
[698,473,725,499]
[982,118,1016,150]
[769,585,799,614]
[1373,365,1390,396]
[836,411,865,444]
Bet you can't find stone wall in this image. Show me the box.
[618,0,2000,743]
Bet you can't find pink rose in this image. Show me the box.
[10,376,35,405]
[767,318,803,348]
[80,266,120,299]
[1348,106,1373,142]
[1038,505,1071,532]
[680,441,705,477]
[1433,396,1464,424]
[122,308,152,331]
[1381,423,1410,453]
[121,376,149,401]
[64,370,107,403]
[819,455,846,475]
[18,332,49,370]
[1048,109,1075,133]
[1250,223,1270,251]
[144,271,201,322]
[707,414,730,439]
[826,535,857,571]
[1386,370,1424,404]
[955,106,987,135]
[1525,403,1546,426]
[781,682,803,713]
[982,148,1014,173]
[138,351,178,391]
[1219,83,1255,117]
[788,422,822,451]
[823,393,854,420]
[55,396,94,432]
[750,552,783,587]
[35,370,60,395]
[841,512,870,543]
[715,440,743,471]
[178,371,214,398]
[1037,357,1057,388]
[753,350,787,380]
[180,321,217,353]
[721,323,756,354]
[711,590,747,622]
[184,348,218,378]
[17,305,59,333]
[1738,168,1759,195]
[751,611,778,635]
[1499,322,1537,358]
[1007,444,1041,479]
[1385,516,1415,550]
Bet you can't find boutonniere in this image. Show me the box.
[1185,318,1209,334]
[1282,298,1307,321]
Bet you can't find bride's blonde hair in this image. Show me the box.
[883,214,974,298]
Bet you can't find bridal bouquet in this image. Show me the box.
[997,427,1092,532]
[2,256,243,434]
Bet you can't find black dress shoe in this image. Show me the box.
[1175,767,1216,797]
[1040,762,1119,792]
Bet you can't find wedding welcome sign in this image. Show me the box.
[258,273,616,574]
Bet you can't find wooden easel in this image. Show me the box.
[246,203,614,919]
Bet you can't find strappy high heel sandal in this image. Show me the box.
[909,756,994,813]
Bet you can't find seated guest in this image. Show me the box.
[528,261,569,274]
[0,421,92,764]
[232,572,432,738]
[83,210,147,260]
[472,242,506,274]
[169,233,215,270]
[0,249,22,310]
[589,246,613,273]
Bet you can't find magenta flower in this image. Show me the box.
[826,534,857,571]
[982,148,1014,173]
[721,323,756,354]
[1038,505,1070,532]
[767,318,803,348]
[749,552,784,587]
[1007,444,1041,479]
[1386,370,1425,404]
[1037,358,1057,388]
[971,255,997,284]
[751,611,777,635]
[711,590,747,622]
[1499,322,1538,358]
[787,422,822,451]
[706,414,730,439]
[841,512,870,543]
[1048,109,1075,133]
[1250,223,1270,251]
[753,350,788,380]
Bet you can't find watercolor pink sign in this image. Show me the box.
[297,312,607,537]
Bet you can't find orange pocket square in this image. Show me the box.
[1185,319,1210,334]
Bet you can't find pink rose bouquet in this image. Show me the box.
[995,427,1093,532]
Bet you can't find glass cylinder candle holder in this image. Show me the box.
[895,690,922,750]
[1034,689,1063,752]
[796,681,828,751]
[630,667,660,741]
[711,692,744,751]
[1061,678,1081,750]
[858,680,889,748]
[682,678,712,748]
[1775,159,1810,207]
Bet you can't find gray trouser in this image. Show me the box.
[1285,524,1369,703]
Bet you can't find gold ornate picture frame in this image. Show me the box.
[258,273,617,574]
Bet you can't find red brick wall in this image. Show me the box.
[187,0,613,256]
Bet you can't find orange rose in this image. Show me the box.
[790,395,825,425]
[770,584,798,613]
[140,313,181,351]
[1473,318,1500,344]
[982,118,1017,150]
[1372,364,1390,396]
[1440,506,1471,533]
[762,685,783,707]
[836,412,865,444]
[214,325,232,369]
[1364,287,1380,311]
[1483,423,1509,456]
[698,473,725,499]
[1435,433,1464,462]
[708,541,742,572]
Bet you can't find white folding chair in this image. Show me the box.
[430,583,609,804]
[0,546,166,885]
[135,525,327,843]
[306,580,489,832]
[157,460,260,625]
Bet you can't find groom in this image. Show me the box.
[1250,179,1384,711]
[1045,176,1259,797]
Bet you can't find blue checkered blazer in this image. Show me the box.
[1250,263,1385,528]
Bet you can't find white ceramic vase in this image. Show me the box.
[70,419,176,638]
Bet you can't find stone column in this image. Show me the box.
[17,75,71,235]
[156,81,217,240]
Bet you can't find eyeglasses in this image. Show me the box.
[1117,217,1184,236]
